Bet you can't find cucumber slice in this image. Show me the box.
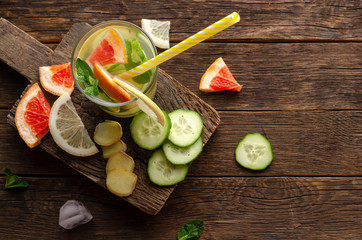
[235,133,273,170]
[148,149,188,186]
[163,137,203,165]
[168,109,203,147]
[130,111,171,150]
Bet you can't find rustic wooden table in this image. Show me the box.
[0,1,361,239]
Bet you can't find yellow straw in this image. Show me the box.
[119,12,240,79]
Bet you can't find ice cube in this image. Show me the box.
[59,200,93,229]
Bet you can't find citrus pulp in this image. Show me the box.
[49,94,98,157]
[87,28,127,66]
[39,62,74,96]
[141,19,170,49]
[15,83,51,148]
[199,57,241,92]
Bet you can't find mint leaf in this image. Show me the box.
[76,58,99,96]
[130,38,147,62]
[3,168,29,189]
[78,58,95,78]
[7,178,28,189]
[125,40,133,60]
[124,39,151,84]
[84,79,99,96]
[177,220,204,240]
[76,58,90,85]
[93,78,98,88]
[106,63,126,75]
[76,58,96,85]
[84,86,99,96]
[133,69,152,84]
[127,60,152,84]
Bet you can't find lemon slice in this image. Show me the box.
[49,94,98,157]
[141,19,170,49]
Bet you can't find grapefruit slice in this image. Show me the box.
[15,83,51,148]
[199,57,242,92]
[39,62,74,96]
[93,63,132,103]
[87,28,127,66]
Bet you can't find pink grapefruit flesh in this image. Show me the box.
[87,28,127,66]
[199,57,241,92]
[15,83,51,148]
[39,63,74,96]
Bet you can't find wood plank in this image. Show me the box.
[0,19,220,215]
[2,110,361,176]
[0,63,29,108]
[0,0,361,41]
[160,42,362,111]
[0,42,58,108]
[0,176,360,239]
[2,41,361,111]
[190,110,362,176]
[0,110,78,175]
[0,18,53,82]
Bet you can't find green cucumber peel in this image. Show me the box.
[235,133,273,170]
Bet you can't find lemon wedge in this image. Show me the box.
[141,19,170,49]
[49,94,98,157]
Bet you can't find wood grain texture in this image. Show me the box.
[161,42,362,111]
[0,0,361,41]
[2,109,361,176]
[0,2,361,239]
[0,18,53,82]
[0,176,360,239]
[1,41,361,111]
[0,63,29,108]
[190,110,362,176]
[1,19,220,215]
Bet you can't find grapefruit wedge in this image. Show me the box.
[87,28,127,66]
[39,62,74,96]
[93,63,132,103]
[15,83,51,148]
[199,57,242,92]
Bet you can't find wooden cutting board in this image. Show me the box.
[1,18,220,215]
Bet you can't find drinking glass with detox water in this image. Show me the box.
[71,20,158,117]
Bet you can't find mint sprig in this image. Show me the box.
[76,58,99,96]
[3,168,29,189]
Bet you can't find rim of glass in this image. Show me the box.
[71,20,158,107]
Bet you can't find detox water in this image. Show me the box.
[71,21,158,117]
